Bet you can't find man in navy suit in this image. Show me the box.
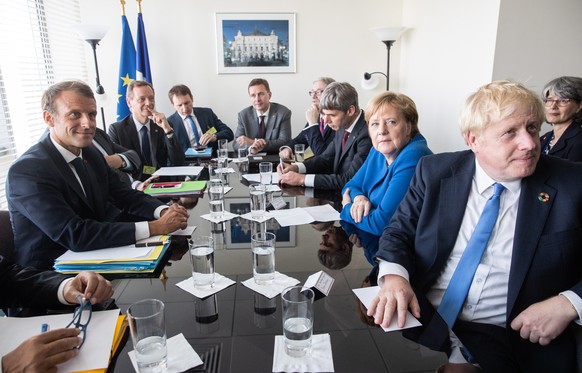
[278,82,372,190]
[233,78,292,154]
[166,84,233,154]
[7,81,189,270]
[368,81,582,371]
[108,80,184,181]
[279,77,336,160]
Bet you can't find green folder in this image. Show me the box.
[144,180,207,197]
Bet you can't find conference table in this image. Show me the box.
[111,158,447,372]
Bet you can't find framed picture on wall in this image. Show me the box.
[215,12,296,74]
[224,196,296,248]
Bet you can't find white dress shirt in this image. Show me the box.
[180,112,203,147]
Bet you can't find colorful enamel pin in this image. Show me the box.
[538,192,550,202]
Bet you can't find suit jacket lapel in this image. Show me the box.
[266,107,276,140]
[507,170,554,318]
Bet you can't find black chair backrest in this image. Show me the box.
[0,210,14,261]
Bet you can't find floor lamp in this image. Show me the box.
[362,27,405,91]
[73,25,109,130]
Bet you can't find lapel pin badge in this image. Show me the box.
[538,192,550,202]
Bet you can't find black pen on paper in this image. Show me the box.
[135,241,165,247]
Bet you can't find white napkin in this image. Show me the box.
[265,184,281,192]
[240,211,272,223]
[217,167,236,174]
[204,186,233,195]
[272,334,335,373]
[241,271,300,299]
[176,273,236,298]
[200,211,239,223]
[129,333,203,373]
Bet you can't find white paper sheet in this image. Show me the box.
[56,245,153,262]
[242,172,280,184]
[268,208,315,226]
[153,166,203,176]
[0,309,120,373]
[352,286,422,331]
[302,204,341,222]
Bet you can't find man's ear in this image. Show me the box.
[43,110,54,128]
[466,130,479,152]
[347,105,356,117]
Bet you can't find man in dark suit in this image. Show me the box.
[279,77,336,159]
[278,82,372,190]
[7,81,189,270]
[93,127,141,187]
[0,256,113,372]
[233,78,292,154]
[368,81,582,371]
[108,80,184,181]
[167,84,233,154]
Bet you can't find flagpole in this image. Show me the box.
[120,0,126,16]
[137,0,142,14]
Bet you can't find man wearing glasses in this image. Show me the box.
[0,257,113,372]
[279,77,336,160]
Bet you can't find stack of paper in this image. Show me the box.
[54,236,170,276]
[144,180,206,197]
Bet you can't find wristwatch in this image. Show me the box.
[119,155,127,169]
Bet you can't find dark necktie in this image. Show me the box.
[341,131,350,151]
[319,117,325,136]
[140,126,152,166]
[186,115,201,146]
[437,182,506,327]
[258,115,266,138]
[70,157,94,205]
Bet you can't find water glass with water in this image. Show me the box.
[259,162,272,185]
[207,180,224,219]
[294,144,305,162]
[238,147,249,163]
[127,299,168,373]
[281,286,315,357]
[251,231,276,284]
[217,148,228,169]
[249,183,266,219]
[188,236,215,288]
[208,159,221,182]
[218,138,228,151]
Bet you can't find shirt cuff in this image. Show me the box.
[135,222,150,241]
[378,259,410,285]
[154,205,168,219]
[304,174,315,188]
[295,162,307,174]
[58,277,75,305]
[559,290,582,325]
[118,154,132,171]
[279,145,292,152]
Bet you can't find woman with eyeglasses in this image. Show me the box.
[540,76,582,161]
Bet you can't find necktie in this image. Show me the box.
[319,117,325,135]
[186,115,201,146]
[258,115,266,138]
[437,182,506,327]
[70,157,94,205]
[140,126,152,166]
[341,131,350,151]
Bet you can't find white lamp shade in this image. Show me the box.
[71,24,109,41]
[370,27,405,42]
[361,74,381,91]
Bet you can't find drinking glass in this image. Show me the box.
[259,162,272,185]
[217,148,228,167]
[249,183,266,219]
[127,299,168,373]
[294,144,305,162]
[251,231,276,284]
[218,138,228,151]
[238,147,249,163]
[281,286,315,357]
[207,180,224,219]
[208,159,221,182]
[188,236,215,288]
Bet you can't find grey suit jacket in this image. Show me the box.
[233,102,292,153]
[303,111,372,190]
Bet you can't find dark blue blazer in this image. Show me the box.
[108,115,185,180]
[6,133,165,270]
[167,107,234,153]
[376,150,582,367]
[540,118,582,162]
[283,122,335,157]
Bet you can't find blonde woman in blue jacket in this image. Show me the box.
[341,92,432,235]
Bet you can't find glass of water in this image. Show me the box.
[188,236,215,288]
[249,183,266,219]
[281,286,315,357]
[127,299,168,373]
[217,148,229,170]
[259,161,272,185]
[238,147,249,162]
[251,231,276,284]
[208,159,221,182]
[218,138,228,151]
[207,180,224,219]
[294,144,305,162]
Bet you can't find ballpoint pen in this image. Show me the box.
[135,241,166,247]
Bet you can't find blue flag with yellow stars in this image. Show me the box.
[117,14,135,120]
[136,12,152,83]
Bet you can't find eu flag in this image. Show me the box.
[136,12,152,83]
[117,15,136,120]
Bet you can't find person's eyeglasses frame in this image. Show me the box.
[308,89,324,97]
[66,295,93,348]
[543,98,577,107]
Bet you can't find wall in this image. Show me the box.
[80,0,402,137]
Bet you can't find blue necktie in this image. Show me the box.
[140,126,152,166]
[71,157,94,205]
[186,115,201,146]
[437,182,506,327]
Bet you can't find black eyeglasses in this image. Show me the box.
[308,89,324,97]
[543,98,575,107]
[66,295,92,348]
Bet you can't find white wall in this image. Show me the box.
[80,0,403,137]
